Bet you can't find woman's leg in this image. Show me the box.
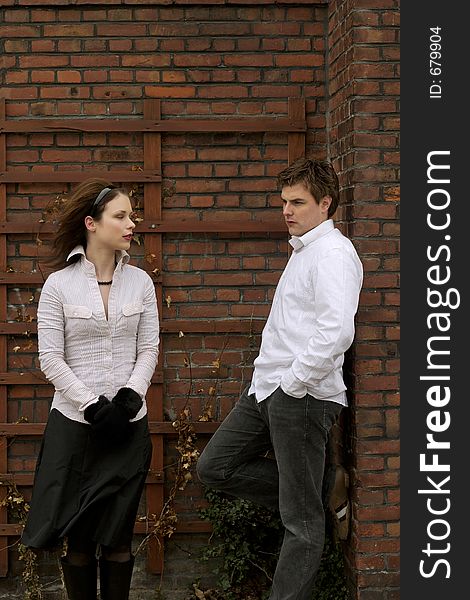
[101,543,131,563]
[61,531,97,600]
[99,543,134,600]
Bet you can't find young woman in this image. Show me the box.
[21,179,159,600]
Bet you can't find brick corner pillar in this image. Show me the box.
[327,1,400,599]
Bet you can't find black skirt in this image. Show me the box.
[22,408,152,550]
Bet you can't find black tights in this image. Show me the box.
[66,531,131,566]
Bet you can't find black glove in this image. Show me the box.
[83,395,110,424]
[88,388,142,445]
[112,387,143,419]
[91,401,132,443]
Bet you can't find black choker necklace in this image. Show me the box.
[97,280,113,286]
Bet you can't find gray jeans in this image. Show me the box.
[197,386,342,600]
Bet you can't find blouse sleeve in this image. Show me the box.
[125,275,159,398]
[37,275,98,409]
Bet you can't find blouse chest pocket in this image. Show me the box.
[63,304,93,336]
[117,301,144,335]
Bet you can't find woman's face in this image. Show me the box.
[90,193,135,251]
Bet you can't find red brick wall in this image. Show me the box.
[1,1,329,597]
[0,0,400,598]
[328,1,400,598]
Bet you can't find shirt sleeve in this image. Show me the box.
[280,247,362,398]
[37,276,98,409]
[125,275,160,398]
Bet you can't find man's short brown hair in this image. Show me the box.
[277,158,340,218]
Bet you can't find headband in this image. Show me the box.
[91,187,114,213]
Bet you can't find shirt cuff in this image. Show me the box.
[78,396,101,412]
[280,370,308,398]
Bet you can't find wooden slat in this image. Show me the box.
[0,117,306,134]
[0,273,47,284]
[0,421,220,437]
[144,99,165,574]
[0,371,163,385]
[0,97,9,577]
[0,319,265,335]
[0,520,211,537]
[0,218,285,234]
[0,271,276,289]
[160,320,265,334]
[0,170,160,184]
[288,97,306,164]
[0,373,48,385]
[0,272,162,285]
[0,471,164,486]
[0,324,37,334]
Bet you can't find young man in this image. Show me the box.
[197,157,363,600]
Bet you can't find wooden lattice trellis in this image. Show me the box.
[0,97,306,576]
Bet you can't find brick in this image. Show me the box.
[31,40,56,54]
[71,55,121,67]
[1,25,40,37]
[386,521,400,537]
[356,456,385,471]
[43,24,94,37]
[356,439,399,455]
[353,523,386,538]
[353,98,398,113]
[356,240,399,255]
[83,70,108,83]
[40,86,90,99]
[58,40,82,54]
[83,40,107,53]
[252,84,302,97]
[41,149,91,163]
[96,23,147,37]
[353,27,398,44]
[146,85,196,98]
[174,54,222,67]
[225,54,274,67]
[352,132,398,148]
[357,572,400,588]
[216,289,240,302]
[356,342,397,358]
[355,555,386,570]
[149,23,199,37]
[6,71,29,84]
[19,55,70,68]
[253,23,301,35]
[198,85,249,98]
[57,70,82,84]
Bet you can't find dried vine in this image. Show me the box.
[0,483,42,599]
[134,329,226,590]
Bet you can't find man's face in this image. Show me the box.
[281,183,331,237]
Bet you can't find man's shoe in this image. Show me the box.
[329,465,350,540]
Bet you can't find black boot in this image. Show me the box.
[99,555,135,600]
[60,558,97,599]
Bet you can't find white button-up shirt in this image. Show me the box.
[249,219,363,404]
[37,246,159,423]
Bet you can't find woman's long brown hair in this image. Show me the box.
[47,178,125,269]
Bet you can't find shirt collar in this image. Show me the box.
[289,219,334,251]
[66,245,130,270]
